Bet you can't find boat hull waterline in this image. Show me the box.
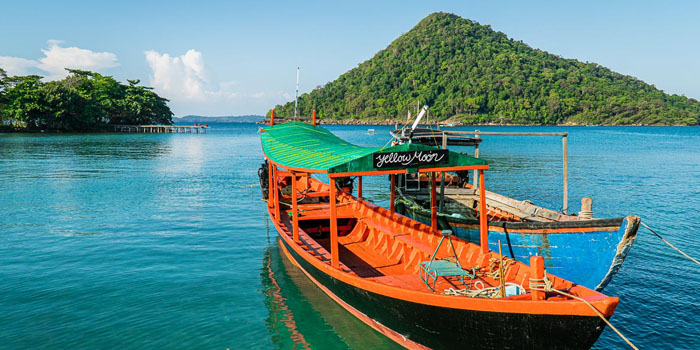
[259,122,619,349]
[272,206,609,350]
[264,177,616,350]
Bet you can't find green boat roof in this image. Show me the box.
[260,122,487,175]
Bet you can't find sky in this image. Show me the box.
[1,0,699,117]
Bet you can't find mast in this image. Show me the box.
[294,67,300,118]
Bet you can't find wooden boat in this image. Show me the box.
[394,174,639,291]
[390,127,639,291]
[258,119,620,350]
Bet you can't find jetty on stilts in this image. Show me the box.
[111,124,209,134]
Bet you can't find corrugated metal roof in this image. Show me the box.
[260,122,487,174]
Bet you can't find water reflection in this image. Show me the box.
[260,242,401,349]
[0,134,172,161]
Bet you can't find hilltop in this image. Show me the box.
[272,12,699,125]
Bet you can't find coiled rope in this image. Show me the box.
[529,273,638,350]
[641,221,699,265]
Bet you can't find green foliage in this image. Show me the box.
[0,68,173,131]
[271,12,700,125]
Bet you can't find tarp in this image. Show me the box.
[260,122,487,174]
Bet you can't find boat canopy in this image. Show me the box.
[261,122,488,176]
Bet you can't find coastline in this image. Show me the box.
[309,119,695,127]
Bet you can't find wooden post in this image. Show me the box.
[273,165,280,221]
[267,161,274,209]
[330,177,339,269]
[530,256,545,300]
[312,110,317,125]
[478,169,488,254]
[439,132,447,212]
[562,134,568,214]
[389,174,396,215]
[473,130,480,188]
[358,176,363,200]
[270,109,275,126]
[292,172,300,244]
[431,172,437,233]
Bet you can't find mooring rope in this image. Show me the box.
[529,274,638,350]
[640,221,699,265]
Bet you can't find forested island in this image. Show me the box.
[272,12,700,126]
[0,68,173,132]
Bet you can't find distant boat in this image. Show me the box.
[367,128,375,135]
[394,174,640,291]
[258,120,620,349]
[389,114,640,291]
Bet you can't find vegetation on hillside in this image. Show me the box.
[0,68,173,132]
[272,12,700,125]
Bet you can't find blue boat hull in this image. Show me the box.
[400,206,639,291]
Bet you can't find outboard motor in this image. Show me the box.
[456,170,470,187]
[336,177,354,194]
[258,160,269,200]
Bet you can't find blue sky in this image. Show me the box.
[1,0,698,116]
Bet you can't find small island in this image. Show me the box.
[272,13,700,126]
[0,68,173,132]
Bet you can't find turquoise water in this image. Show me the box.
[1,124,698,349]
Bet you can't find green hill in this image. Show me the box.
[272,12,699,125]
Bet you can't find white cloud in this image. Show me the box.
[0,56,38,76]
[38,40,118,80]
[0,40,118,80]
[144,49,290,115]
[145,49,209,101]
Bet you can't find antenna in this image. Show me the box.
[294,67,300,118]
[411,105,429,131]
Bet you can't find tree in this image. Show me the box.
[0,68,174,131]
[270,12,700,125]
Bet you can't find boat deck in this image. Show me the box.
[272,175,617,310]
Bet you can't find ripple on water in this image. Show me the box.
[1,124,699,349]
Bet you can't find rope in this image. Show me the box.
[641,221,700,265]
[440,258,516,299]
[529,274,638,350]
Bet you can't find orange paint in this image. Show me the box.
[270,109,275,126]
[292,172,300,244]
[479,169,488,254]
[312,110,317,125]
[260,150,620,345]
[390,174,396,215]
[358,176,363,199]
[274,166,281,220]
[531,256,545,301]
[430,172,437,233]
[330,177,339,269]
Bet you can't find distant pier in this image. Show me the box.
[111,124,209,134]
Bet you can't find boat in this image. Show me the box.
[258,118,621,349]
[389,121,639,291]
[394,175,639,291]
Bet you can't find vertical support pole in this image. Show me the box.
[312,110,317,125]
[473,130,480,188]
[431,172,437,233]
[329,177,339,269]
[273,165,280,221]
[530,256,545,300]
[562,134,568,214]
[270,109,275,126]
[292,172,300,244]
[267,161,274,209]
[358,176,363,200]
[389,174,396,215]
[439,132,447,212]
[478,169,488,254]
